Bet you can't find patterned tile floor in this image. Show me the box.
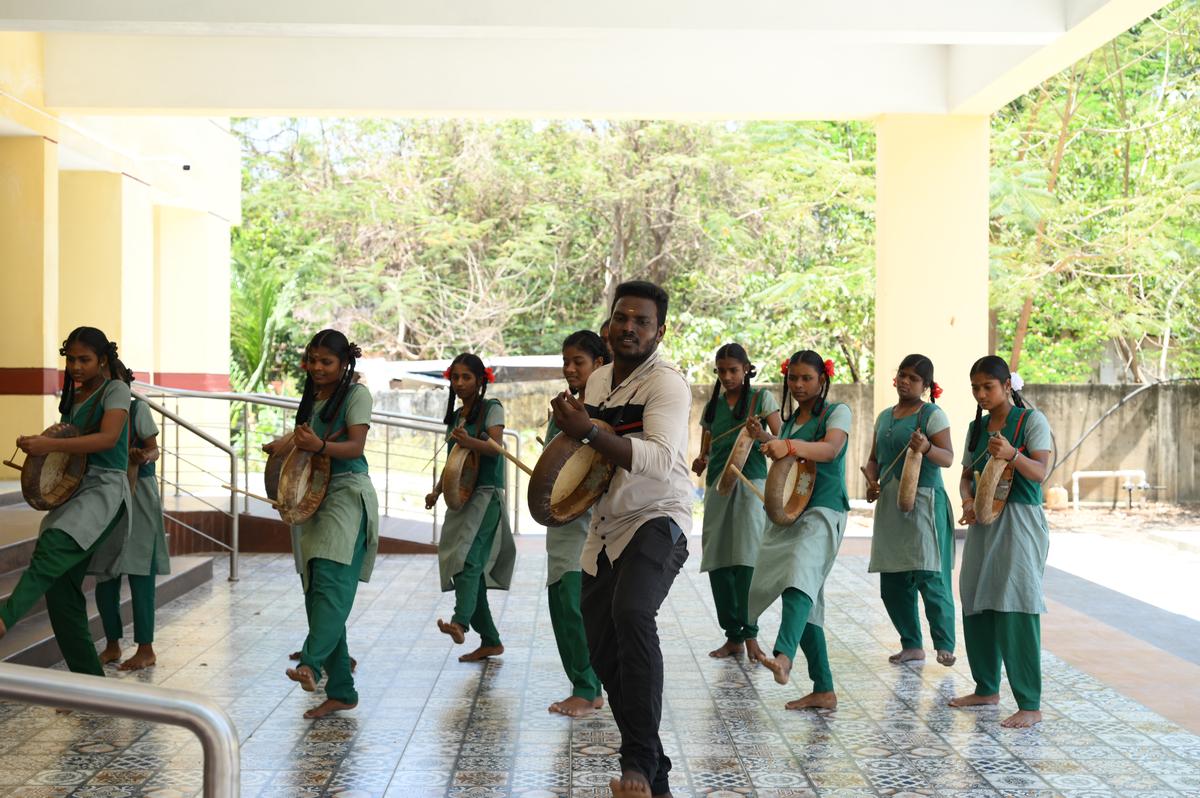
[1,547,1198,797]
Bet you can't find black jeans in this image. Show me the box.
[582,517,688,793]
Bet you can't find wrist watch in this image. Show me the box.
[580,423,599,445]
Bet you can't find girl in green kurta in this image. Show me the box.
[747,350,848,712]
[0,327,132,677]
[546,330,606,718]
[96,395,169,671]
[691,343,781,660]
[271,330,380,719]
[863,354,957,667]
[426,353,516,663]
[950,355,1051,729]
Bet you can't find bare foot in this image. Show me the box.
[744,638,765,661]
[286,664,317,692]
[786,691,838,711]
[117,645,156,671]
[888,647,926,664]
[99,641,123,665]
[758,652,792,685]
[1001,709,1043,728]
[303,698,357,719]
[936,649,956,666]
[708,639,742,658]
[609,768,652,798]
[289,650,356,672]
[949,692,1000,708]
[458,644,503,662]
[438,619,466,644]
[549,695,601,717]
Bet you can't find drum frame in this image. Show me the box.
[7,424,88,511]
[764,454,817,526]
[528,419,615,527]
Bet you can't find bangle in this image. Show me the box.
[1009,451,1019,463]
[786,440,797,458]
[318,440,327,455]
[923,441,932,455]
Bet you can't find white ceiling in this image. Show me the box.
[1,0,1173,118]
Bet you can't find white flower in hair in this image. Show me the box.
[1010,372,1025,391]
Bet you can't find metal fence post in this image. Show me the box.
[241,403,250,515]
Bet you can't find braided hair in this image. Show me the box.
[295,330,362,427]
[702,343,756,424]
[443,353,489,427]
[966,355,1027,453]
[781,349,831,424]
[58,327,133,416]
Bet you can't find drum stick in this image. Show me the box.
[876,447,906,485]
[484,439,535,477]
[2,457,22,472]
[221,484,281,508]
[728,464,766,504]
[709,420,751,445]
[859,465,880,492]
[536,435,545,446]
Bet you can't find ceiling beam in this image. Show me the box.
[949,0,1170,112]
[5,0,1067,44]
[43,33,947,119]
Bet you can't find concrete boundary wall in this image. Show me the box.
[373,381,1199,504]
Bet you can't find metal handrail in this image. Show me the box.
[134,382,524,536]
[0,662,240,797]
[133,391,239,581]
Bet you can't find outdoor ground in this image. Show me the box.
[0,500,1198,797]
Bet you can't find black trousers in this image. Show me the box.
[582,517,688,793]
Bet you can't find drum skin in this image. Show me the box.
[20,424,87,511]
[763,455,817,526]
[443,445,480,512]
[276,447,332,525]
[528,419,615,527]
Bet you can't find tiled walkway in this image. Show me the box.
[1,547,1198,797]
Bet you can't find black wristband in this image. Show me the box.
[318,440,327,455]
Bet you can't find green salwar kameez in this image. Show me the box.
[0,379,131,676]
[700,387,778,643]
[959,407,1052,711]
[97,398,170,647]
[747,402,851,691]
[868,403,956,653]
[543,417,601,701]
[437,399,516,645]
[294,384,380,703]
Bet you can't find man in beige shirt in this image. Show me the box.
[551,280,692,798]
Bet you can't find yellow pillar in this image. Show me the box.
[59,172,155,374]
[874,115,990,516]
[153,206,231,387]
[0,137,60,453]
[152,207,232,492]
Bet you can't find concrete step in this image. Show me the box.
[0,554,214,668]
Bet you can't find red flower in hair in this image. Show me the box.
[442,367,451,380]
[931,381,943,400]
[484,366,496,384]
[824,359,835,378]
[780,359,791,376]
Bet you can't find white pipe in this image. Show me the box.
[1071,469,1149,511]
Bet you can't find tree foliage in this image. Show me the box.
[231,1,1200,389]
